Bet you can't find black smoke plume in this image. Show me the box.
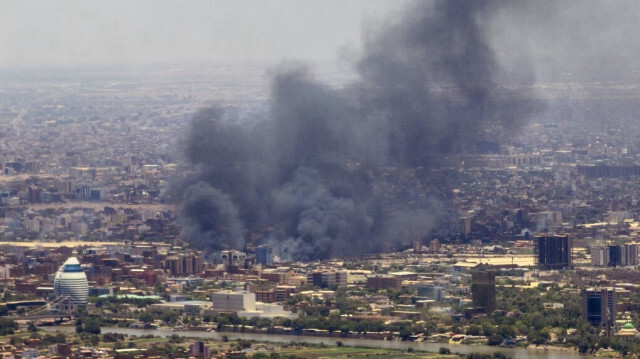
[175,1,540,261]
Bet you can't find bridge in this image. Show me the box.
[8,296,74,321]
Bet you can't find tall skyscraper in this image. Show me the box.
[622,244,639,266]
[582,288,616,329]
[534,234,572,270]
[591,246,609,267]
[430,239,441,253]
[609,245,622,267]
[255,245,274,266]
[53,257,89,311]
[471,269,495,314]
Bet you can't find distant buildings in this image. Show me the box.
[366,275,403,290]
[254,286,296,303]
[211,290,296,319]
[471,269,495,314]
[534,234,572,270]
[582,288,616,329]
[53,257,89,311]
[221,250,247,271]
[163,252,203,275]
[591,244,638,267]
[306,271,347,288]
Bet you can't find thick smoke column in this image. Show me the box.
[358,0,539,167]
[179,181,245,253]
[176,1,539,260]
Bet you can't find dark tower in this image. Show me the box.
[534,234,572,270]
[608,245,622,267]
[582,288,616,334]
[471,269,496,314]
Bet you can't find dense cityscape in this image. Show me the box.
[0,63,640,359]
[5,1,640,359]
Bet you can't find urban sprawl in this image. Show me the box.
[2,67,640,358]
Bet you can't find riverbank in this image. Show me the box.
[41,326,596,359]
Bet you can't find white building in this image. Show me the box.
[211,290,297,319]
[238,302,297,320]
[53,257,89,311]
[211,291,255,312]
[591,246,608,266]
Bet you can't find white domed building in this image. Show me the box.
[53,257,89,311]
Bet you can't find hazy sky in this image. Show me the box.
[0,0,405,68]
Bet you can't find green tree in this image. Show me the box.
[139,311,155,324]
[467,324,482,336]
[84,318,102,335]
[0,318,18,335]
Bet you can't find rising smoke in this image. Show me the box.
[175,0,540,261]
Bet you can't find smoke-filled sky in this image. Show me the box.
[0,0,404,68]
[6,0,640,261]
[174,0,544,261]
[164,0,640,261]
[3,0,640,82]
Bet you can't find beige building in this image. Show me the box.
[211,290,255,312]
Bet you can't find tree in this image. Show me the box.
[139,311,155,324]
[89,335,100,347]
[0,318,18,335]
[235,339,252,351]
[84,318,102,335]
[467,324,482,336]
[497,324,515,339]
[481,321,496,337]
[9,336,22,346]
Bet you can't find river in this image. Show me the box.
[41,326,595,359]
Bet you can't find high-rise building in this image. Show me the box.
[609,245,622,267]
[471,269,495,314]
[417,284,443,302]
[591,246,609,267]
[53,257,89,311]
[534,234,572,270]
[591,244,638,267]
[255,245,274,266]
[622,244,639,266]
[164,253,203,275]
[430,239,441,253]
[582,288,616,328]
